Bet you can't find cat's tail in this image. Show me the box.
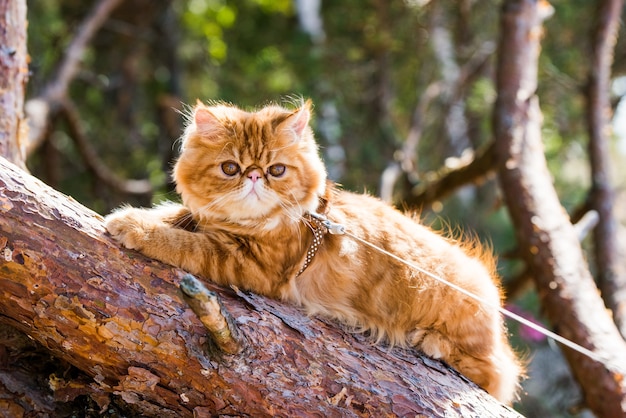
[482,333,525,405]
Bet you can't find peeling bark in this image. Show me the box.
[493,1,626,417]
[0,156,519,416]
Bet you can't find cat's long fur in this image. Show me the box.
[105,100,522,404]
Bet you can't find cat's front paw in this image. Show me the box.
[105,208,153,251]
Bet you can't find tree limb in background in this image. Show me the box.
[403,142,496,210]
[0,0,28,170]
[380,81,442,203]
[25,0,123,156]
[24,0,154,197]
[60,99,152,195]
[584,0,626,339]
[429,2,472,156]
[0,157,520,417]
[504,210,600,301]
[26,0,122,153]
[382,40,497,205]
[493,1,626,417]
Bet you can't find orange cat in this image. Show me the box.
[105,100,522,404]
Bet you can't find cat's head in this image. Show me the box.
[174,100,327,229]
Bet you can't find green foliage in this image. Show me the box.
[26,0,617,230]
[182,0,236,63]
[25,0,617,246]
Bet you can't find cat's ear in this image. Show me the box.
[193,103,221,134]
[279,100,312,139]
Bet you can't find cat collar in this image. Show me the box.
[296,212,345,277]
[308,212,346,235]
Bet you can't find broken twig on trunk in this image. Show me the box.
[180,274,244,355]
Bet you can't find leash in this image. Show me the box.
[307,211,605,364]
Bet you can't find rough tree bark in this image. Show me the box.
[493,1,626,417]
[585,0,626,338]
[0,156,520,417]
[0,0,28,170]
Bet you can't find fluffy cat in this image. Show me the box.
[105,100,522,404]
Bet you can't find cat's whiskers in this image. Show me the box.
[276,200,304,241]
[276,199,297,219]
[172,211,194,229]
[283,191,305,220]
[191,192,237,222]
[279,190,306,218]
[284,189,328,243]
[189,181,296,232]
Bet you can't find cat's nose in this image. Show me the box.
[247,169,262,183]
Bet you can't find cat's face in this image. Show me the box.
[174,101,327,228]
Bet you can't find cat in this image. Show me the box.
[105,100,523,404]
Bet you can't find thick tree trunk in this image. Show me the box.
[0,0,28,170]
[585,0,626,338]
[0,156,519,417]
[493,1,626,417]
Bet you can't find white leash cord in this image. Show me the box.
[310,212,604,363]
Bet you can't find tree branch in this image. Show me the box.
[380,81,442,203]
[0,156,520,417]
[25,0,124,156]
[584,0,626,338]
[403,142,496,209]
[180,275,244,356]
[0,0,28,169]
[504,210,600,300]
[59,99,152,195]
[493,1,626,417]
[24,0,154,198]
[382,40,496,205]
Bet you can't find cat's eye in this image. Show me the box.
[221,161,240,176]
[268,164,286,177]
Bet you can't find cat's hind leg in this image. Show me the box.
[410,313,521,404]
